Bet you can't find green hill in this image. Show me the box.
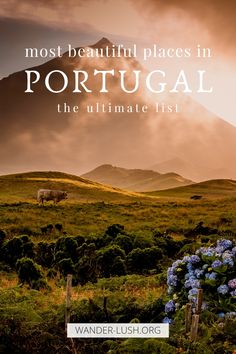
[0,171,148,204]
[146,179,236,199]
[1,172,235,205]
[0,171,236,239]
[81,164,193,192]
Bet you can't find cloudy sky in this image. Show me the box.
[0,0,236,179]
[0,0,235,126]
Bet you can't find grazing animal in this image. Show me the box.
[37,189,67,205]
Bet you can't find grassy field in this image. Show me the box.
[0,171,236,353]
[0,171,236,237]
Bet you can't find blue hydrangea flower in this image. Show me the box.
[165,240,236,321]
[205,272,217,280]
[217,312,225,318]
[188,297,197,304]
[188,288,199,296]
[189,255,200,264]
[196,247,208,255]
[167,286,174,295]
[202,264,209,270]
[202,250,214,257]
[187,263,194,272]
[167,267,174,277]
[222,250,233,258]
[194,268,204,278]
[212,260,223,268]
[188,288,199,302]
[217,239,232,251]
[167,274,178,287]
[187,278,200,289]
[217,285,229,295]
[165,300,176,313]
[184,279,192,289]
[215,246,224,255]
[201,302,208,311]
[162,317,172,324]
[223,257,234,267]
[183,256,190,263]
[172,260,183,268]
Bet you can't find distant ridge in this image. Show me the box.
[81,164,193,192]
[151,157,234,182]
[146,179,236,199]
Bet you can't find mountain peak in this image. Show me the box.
[81,164,193,192]
[92,37,114,49]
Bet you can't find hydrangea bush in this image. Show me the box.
[163,239,236,323]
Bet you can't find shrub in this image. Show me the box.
[133,233,154,249]
[47,224,54,233]
[105,224,125,238]
[36,241,55,268]
[127,248,143,273]
[55,237,78,262]
[140,298,165,323]
[31,278,50,290]
[76,255,97,285]
[55,223,63,232]
[143,339,175,354]
[16,257,43,288]
[75,243,98,285]
[97,245,126,277]
[55,250,68,264]
[110,256,127,276]
[74,235,85,246]
[201,236,211,244]
[18,235,35,259]
[57,258,75,277]
[47,268,57,279]
[0,229,6,247]
[2,237,24,267]
[40,224,54,234]
[165,238,185,257]
[113,235,134,254]
[127,246,163,274]
[154,237,168,252]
